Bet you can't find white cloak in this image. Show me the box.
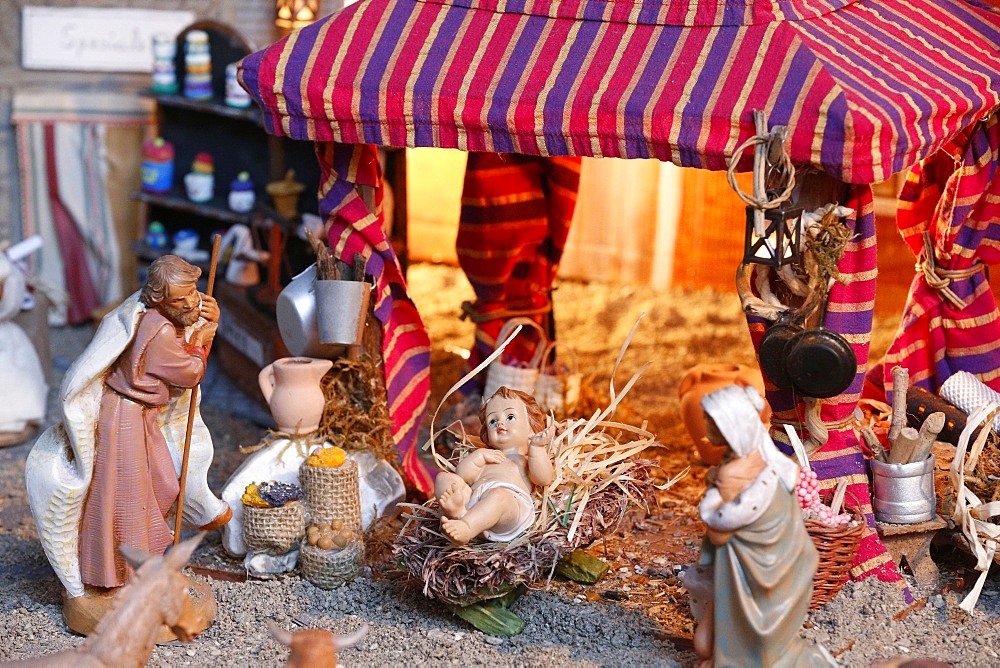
[24,292,227,598]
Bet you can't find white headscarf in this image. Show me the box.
[701,384,799,489]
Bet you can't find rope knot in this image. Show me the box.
[919,231,984,310]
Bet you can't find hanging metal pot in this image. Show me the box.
[784,327,857,398]
[757,310,803,390]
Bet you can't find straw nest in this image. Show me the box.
[315,354,396,463]
[962,438,1000,505]
[393,315,686,606]
[393,429,659,605]
[394,343,683,605]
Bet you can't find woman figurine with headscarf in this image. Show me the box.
[682,384,835,667]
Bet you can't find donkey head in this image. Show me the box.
[120,533,206,642]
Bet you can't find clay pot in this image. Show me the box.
[678,363,769,465]
[259,357,334,435]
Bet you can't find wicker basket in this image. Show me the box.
[299,458,361,528]
[299,540,364,589]
[806,506,865,610]
[483,318,548,400]
[534,341,581,415]
[243,500,305,555]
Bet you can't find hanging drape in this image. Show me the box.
[882,114,1000,394]
[316,141,434,494]
[748,186,904,586]
[456,153,581,393]
[13,90,150,325]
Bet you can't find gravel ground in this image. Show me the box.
[1,264,999,667]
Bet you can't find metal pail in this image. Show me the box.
[315,279,371,346]
[871,455,936,524]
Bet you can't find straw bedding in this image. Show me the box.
[393,330,681,606]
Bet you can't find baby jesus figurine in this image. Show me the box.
[435,386,555,544]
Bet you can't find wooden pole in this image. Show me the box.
[174,235,222,544]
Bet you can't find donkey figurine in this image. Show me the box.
[267,620,369,667]
[10,534,210,667]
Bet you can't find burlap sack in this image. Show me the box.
[242,500,305,555]
[299,457,362,528]
[299,540,364,589]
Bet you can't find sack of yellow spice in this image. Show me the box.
[305,446,347,468]
[241,480,304,508]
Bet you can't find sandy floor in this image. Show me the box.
[1,262,999,666]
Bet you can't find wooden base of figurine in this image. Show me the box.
[0,424,38,447]
[63,576,217,639]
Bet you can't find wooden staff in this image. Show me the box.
[175,235,221,544]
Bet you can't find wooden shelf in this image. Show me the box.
[131,241,212,272]
[132,189,252,225]
[141,90,262,124]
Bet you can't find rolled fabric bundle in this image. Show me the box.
[940,371,1000,434]
[906,386,974,445]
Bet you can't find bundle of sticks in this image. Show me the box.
[862,366,943,465]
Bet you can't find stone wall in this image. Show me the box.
[0,0,337,241]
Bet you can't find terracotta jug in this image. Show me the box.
[259,357,334,435]
[678,363,769,465]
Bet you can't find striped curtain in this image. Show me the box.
[13,91,150,325]
[883,114,1000,394]
[748,186,905,587]
[456,153,581,394]
[316,141,434,495]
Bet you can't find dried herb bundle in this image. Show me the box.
[314,354,396,463]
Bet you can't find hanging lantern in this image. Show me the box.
[743,204,802,267]
[276,0,320,31]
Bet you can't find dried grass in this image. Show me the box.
[314,354,396,463]
[392,315,686,605]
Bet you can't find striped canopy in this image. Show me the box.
[240,0,1000,184]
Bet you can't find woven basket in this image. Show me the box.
[243,500,305,555]
[806,506,865,610]
[299,540,364,589]
[483,318,548,400]
[534,341,582,415]
[299,458,362,528]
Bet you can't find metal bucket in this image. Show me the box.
[315,279,371,346]
[871,455,936,524]
[275,265,343,359]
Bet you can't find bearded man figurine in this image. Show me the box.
[25,255,231,632]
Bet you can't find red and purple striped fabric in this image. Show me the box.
[748,186,904,587]
[456,153,581,392]
[241,0,1000,185]
[883,115,1000,394]
[315,142,434,495]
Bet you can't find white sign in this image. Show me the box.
[21,7,195,72]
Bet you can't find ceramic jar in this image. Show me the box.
[183,30,213,100]
[225,62,252,108]
[678,363,768,465]
[228,171,256,213]
[258,357,334,435]
[184,152,214,203]
[141,138,174,194]
[151,34,177,94]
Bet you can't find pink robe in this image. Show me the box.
[79,309,206,588]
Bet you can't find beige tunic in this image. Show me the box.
[79,309,206,588]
